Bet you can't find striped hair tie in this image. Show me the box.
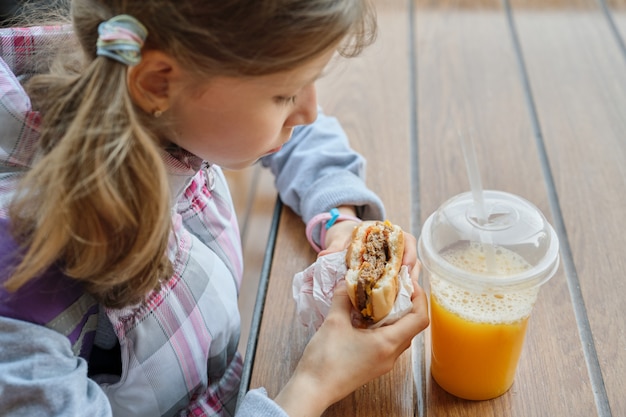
[96,14,148,66]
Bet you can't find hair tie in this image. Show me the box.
[96,14,148,66]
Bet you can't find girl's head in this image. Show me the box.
[79,0,376,169]
[8,0,376,307]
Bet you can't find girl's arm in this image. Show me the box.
[261,109,385,229]
[0,316,113,417]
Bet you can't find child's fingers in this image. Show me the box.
[401,232,418,270]
[379,284,429,348]
[329,280,352,310]
[326,280,354,325]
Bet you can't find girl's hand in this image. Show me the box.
[318,206,360,257]
[319,219,360,257]
[274,272,429,417]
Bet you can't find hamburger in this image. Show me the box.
[345,220,404,323]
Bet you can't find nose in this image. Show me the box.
[284,84,318,127]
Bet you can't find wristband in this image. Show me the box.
[305,208,362,253]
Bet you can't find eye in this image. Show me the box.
[276,95,297,105]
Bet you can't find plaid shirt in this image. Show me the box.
[1,26,244,417]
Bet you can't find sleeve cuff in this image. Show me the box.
[236,388,290,417]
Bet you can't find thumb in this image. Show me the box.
[318,241,345,257]
[327,280,354,322]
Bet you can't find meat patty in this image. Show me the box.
[355,225,391,314]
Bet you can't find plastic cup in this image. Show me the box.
[418,190,559,400]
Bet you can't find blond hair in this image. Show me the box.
[7,0,377,308]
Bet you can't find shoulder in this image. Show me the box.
[0,51,41,170]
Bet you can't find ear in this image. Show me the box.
[127,50,179,116]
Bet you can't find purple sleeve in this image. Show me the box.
[0,218,97,360]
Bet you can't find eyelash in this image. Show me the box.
[277,95,297,105]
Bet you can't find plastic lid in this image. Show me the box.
[418,190,560,290]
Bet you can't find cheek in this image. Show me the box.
[169,99,205,138]
[169,96,288,161]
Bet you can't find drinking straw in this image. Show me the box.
[456,126,497,272]
[458,128,487,224]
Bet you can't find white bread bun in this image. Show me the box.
[345,220,404,323]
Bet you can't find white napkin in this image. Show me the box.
[292,250,414,330]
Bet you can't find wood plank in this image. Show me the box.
[414,2,596,416]
[317,2,413,226]
[224,165,277,356]
[510,1,626,415]
[248,1,414,416]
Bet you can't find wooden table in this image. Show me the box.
[238,0,626,416]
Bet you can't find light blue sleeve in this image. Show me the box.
[261,109,385,226]
[0,316,112,417]
[236,388,289,417]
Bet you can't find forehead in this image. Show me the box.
[262,49,337,87]
[208,47,337,93]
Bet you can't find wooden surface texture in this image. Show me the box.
[242,0,626,416]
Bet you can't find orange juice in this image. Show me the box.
[429,242,539,400]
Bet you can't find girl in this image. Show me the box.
[0,1,429,416]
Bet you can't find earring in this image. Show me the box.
[152,108,163,118]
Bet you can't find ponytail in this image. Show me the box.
[7,56,173,308]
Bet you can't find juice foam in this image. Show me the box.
[432,241,538,324]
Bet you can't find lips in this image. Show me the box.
[263,129,293,156]
[268,145,283,154]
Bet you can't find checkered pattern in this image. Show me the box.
[1,26,245,416]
